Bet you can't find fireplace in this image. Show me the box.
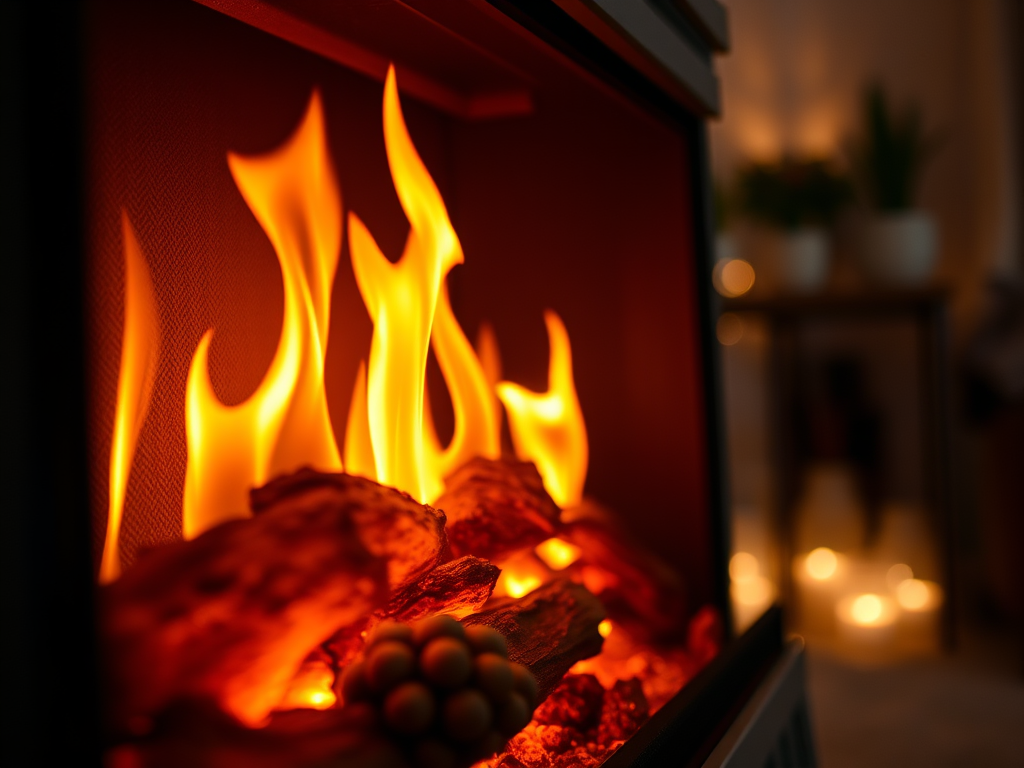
[2,1,789,766]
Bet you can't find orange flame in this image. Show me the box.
[475,321,503,390]
[183,91,342,538]
[350,65,498,503]
[277,658,337,711]
[99,212,160,583]
[342,360,376,481]
[424,282,501,480]
[497,311,588,508]
[111,69,588,561]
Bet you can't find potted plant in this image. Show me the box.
[737,157,851,292]
[849,84,940,285]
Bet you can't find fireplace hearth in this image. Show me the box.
[2,2,795,766]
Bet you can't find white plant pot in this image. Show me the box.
[766,228,830,293]
[858,210,938,286]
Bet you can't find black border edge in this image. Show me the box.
[603,606,785,767]
[0,3,102,767]
[484,0,718,123]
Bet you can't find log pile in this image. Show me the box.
[100,459,718,768]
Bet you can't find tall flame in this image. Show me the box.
[99,212,160,583]
[343,360,376,481]
[183,91,342,538]
[350,65,498,503]
[424,283,501,481]
[497,311,588,508]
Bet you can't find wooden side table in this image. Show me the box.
[724,288,956,648]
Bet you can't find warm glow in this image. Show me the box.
[535,538,582,571]
[731,575,773,607]
[886,563,914,591]
[713,259,755,298]
[495,552,548,599]
[729,552,760,583]
[805,547,838,581]
[837,593,897,630]
[850,593,883,625]
[99,212,160,583]
[497,311,588,508]
[183,90,342,538]
[499,571,543,599]
[716,312,744,346]
[598,619,613,638]
[896,579,942,612]
[278,659,337,711]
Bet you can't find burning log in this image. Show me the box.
[463,579,605,702]
[435,457,560,562]
[102,470,448,732]
[251,468,448,590]
[562,501,688,643]
[326,555,501,669]
[387,555,500,622]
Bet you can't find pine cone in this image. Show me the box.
[339,616,538,768]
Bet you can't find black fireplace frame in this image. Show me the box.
[0,2,787,766]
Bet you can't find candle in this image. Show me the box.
[836,593,898,655]
[729,552,775,632]
[793,547,847,636]
[894,578,944,651]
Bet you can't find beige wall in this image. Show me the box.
[711,0,1021,336]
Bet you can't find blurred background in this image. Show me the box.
[710,0,1024,765]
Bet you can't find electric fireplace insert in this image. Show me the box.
[2,1,791,766]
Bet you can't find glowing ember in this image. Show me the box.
[535,538,583,571]
[497,311,589,508]
[598,620,613,638]
[99,212,160,583]
[277,658,337,711]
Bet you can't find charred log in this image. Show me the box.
[387,555,500,622]
[434,457,560,562]
[251,468,448,590]
[463,579,605,702]
[103,470,448,732]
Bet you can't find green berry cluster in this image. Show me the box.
[339,616,538,768]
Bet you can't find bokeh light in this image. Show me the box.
[729,551,760,582]
[713,258,756,297]
[805,547,838,581]
[717,312,745,345]
[850,593,884,625]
